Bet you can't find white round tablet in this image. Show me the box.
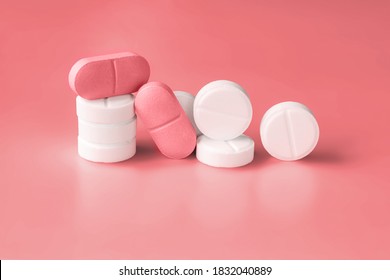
[78,116,136,144]
[174,91,201,136]
[194,80,252,141]
[76,94,135,124]
[260,101,319,161]
[196,134,254,168]
[78,136,136,163]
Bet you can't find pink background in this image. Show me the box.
[1,0,390,259]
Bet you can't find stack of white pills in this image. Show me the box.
[193,80,254,168]
[76,95,137,163]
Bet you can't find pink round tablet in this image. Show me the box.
[135,82,197,159]
[69,52,150,100]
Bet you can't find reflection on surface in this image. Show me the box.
[255,162,319,226]
[75,159,189,226]
[188,164,252,231]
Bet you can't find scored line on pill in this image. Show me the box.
[226,140,239,152]
[285,110,298,158]
[149,113,182,132]
[196,107,250,121]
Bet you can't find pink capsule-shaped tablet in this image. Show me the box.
[69,52,150,100]
[135,82,197,159]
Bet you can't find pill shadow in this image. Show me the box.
[250,145,352,167]
[245,150,269,169]
[128,142,197,164]
[304,150,347,164]
[307,137,360,164]
[253,162,319,227]
[301,134,362,165]
[132,142,156,162]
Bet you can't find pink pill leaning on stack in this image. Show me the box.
[135,82,197,159]
[69,52,150,100]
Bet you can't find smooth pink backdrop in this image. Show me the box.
[1,0,390,259]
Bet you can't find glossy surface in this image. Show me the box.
[1,0,390,259]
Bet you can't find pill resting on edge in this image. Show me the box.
[260,101,319,161]
[194,80,253,141]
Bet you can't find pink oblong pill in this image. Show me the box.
[69,52,150,100]
[135,82,197,159]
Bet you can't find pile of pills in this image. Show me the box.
[194,80,254,168]
[68,52,320,167]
